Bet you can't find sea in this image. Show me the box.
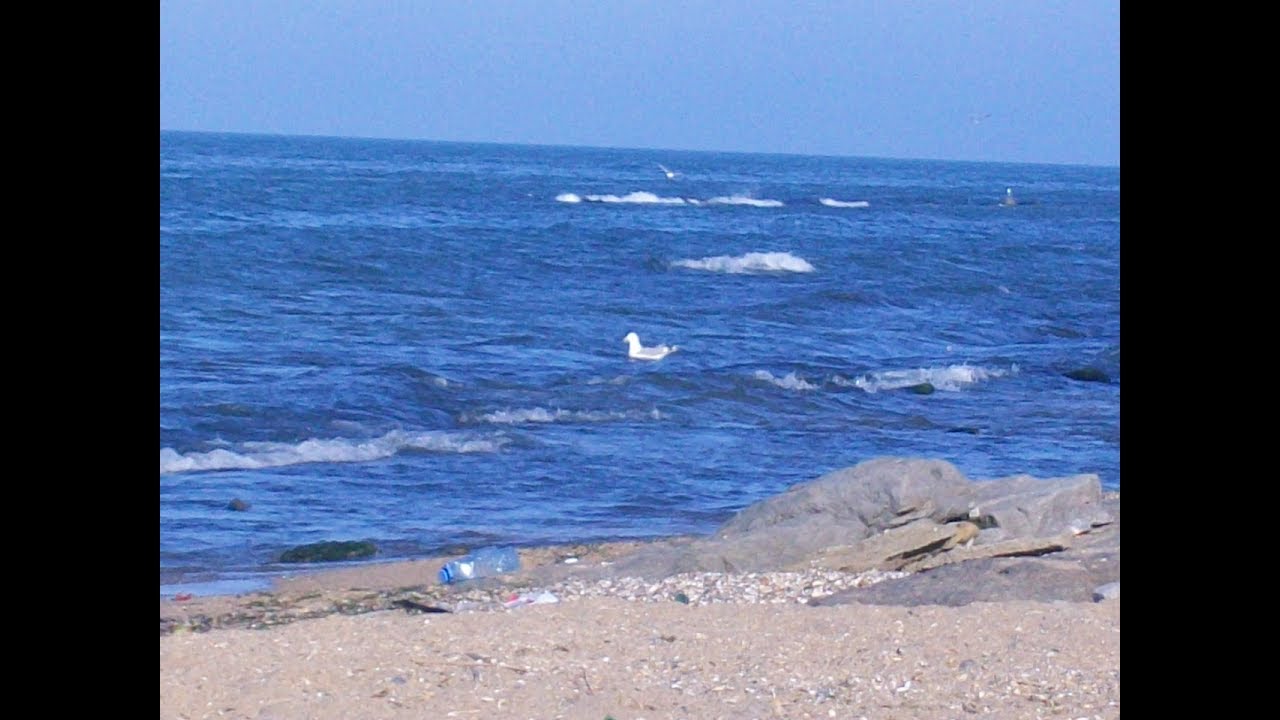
[159,130,1120,597]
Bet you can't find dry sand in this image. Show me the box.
[160,546,1119,719]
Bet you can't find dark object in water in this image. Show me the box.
[227,498,251,512]
[1064,367,1110,383]
[392,599,450,614]
[906,382,935,395]
[279,540,377,563]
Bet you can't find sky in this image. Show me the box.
[159,1,1119,167]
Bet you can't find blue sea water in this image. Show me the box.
[160,131,1119,592]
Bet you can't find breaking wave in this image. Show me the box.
[833,364,1013,393]
[673,251,815,274]
[556,191,784,207]
[819,198,870,208]
[705,195,785,207]
[462,407,665,425]
[753,370,819,391]
[159,430,506,475]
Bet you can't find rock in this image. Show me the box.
[794,520,985,573]
[1064,367,1110,383]
[536,456,1120,600]
[720,457,974,539]
[944,521,981,549]
[637,458,979,576]
[901,534,1072,573]
[227,498,251,512]
[1092,581,1120,602]
[279,540,377,564]
[811,557,1100,607]
[969,473,1112,539]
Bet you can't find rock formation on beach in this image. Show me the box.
[537,457,1119,606]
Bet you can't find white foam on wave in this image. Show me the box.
[753,370,819,391]
[819,198,871,208]
[673,251,815,274]
[706,195,785,208]
[159,429,506,475]
[464,407,664,424]
[833,364,1013,393]
[556,191,783,207]
[584,191,688,205]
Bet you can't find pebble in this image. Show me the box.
[444,568,912,611]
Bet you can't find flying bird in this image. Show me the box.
[624,332,679,361]
[657,163,681,180]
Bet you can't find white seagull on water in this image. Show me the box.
[624,332,678,361]
[657,163,680,180]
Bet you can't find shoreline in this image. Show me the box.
[160,538,681,635]
[162,539,1120,719]
[162,464,1119,718]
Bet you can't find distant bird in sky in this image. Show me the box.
[657,163,681,180]
[969,112,992,125]
[624,332,678,361]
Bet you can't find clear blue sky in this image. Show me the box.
[160,1,1119,167]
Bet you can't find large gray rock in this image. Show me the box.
[719,457,975,539]
[522,456,1120,603]
[603,458,977,577]
[969,473,1112,539]
[900,534,1074,573]
[795,520,982,574]
[811,556,1110,607]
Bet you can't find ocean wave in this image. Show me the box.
[819,198,870,208]
[462,407,664,425]
[706,195,785,207]
[833,364,1012,393]
[753,370,819,391]
[583,191,688,205]
[159,430,506,475]
[673,251,815,274]
[556,191,784,207]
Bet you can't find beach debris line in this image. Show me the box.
[503,591,559,609]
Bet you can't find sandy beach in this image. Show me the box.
[160,541,1119,720]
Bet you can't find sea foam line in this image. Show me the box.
[706,195,785,208]
[556,191,785,207]
[159,430,506,475]
[673,251,815,274]
[463,407,664,425]
[563,191,689,205]
[819,198,871,208]
[833,364,1012,393]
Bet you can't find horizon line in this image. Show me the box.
[159,127,1119,171]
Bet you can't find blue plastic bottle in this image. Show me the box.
[438,546,521,584]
